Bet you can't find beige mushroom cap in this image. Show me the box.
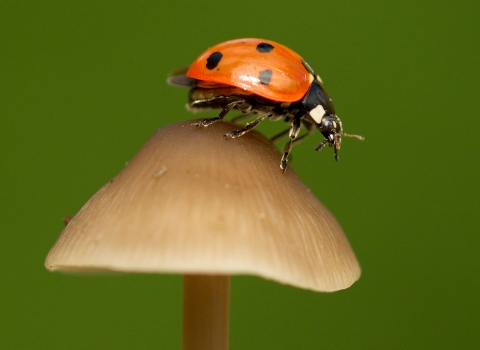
[45,120,360,292]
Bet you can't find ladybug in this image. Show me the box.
[168,38,363,172]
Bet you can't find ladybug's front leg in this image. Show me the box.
[280,114,302,172]
[289,119,316,145]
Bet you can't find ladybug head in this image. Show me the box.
[301,72,364,160]
[315,114,364,161]
[315,114,343,161]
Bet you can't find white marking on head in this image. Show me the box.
[309,105,326,124]
[308,73,314,84]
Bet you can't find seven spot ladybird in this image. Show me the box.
[168,38,363,172]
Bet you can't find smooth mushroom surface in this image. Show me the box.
[45,120,360,292]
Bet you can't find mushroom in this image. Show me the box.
[45,120,360,350]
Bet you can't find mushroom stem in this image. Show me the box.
[183,274,230,350]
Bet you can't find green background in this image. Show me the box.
[1,1,478,348]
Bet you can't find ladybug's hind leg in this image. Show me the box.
[223,114,270,139]
[193,98,245,128]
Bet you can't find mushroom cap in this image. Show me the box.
[45,120,360,292]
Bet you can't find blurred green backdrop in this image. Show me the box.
[1,0,478,349]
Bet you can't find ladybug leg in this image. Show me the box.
[314,139,330,152]
[271,126,312,144]
[290,119,316,145]
[223,114,270,139]
[271,113,313,143]
[291,128,314,145]
[333,136,340,161]
[193,99,244,128]
[280,115,302,172]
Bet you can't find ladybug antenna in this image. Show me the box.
[335,132,364,161]
[342,133,365,141]
[315,132,364,161]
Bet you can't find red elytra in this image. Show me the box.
[186,38,312,102]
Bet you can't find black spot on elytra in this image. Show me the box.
[256,42,274,53]
[206,52,223,70]
[259,69,273,85]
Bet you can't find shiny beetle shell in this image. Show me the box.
[186,39,313,102]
